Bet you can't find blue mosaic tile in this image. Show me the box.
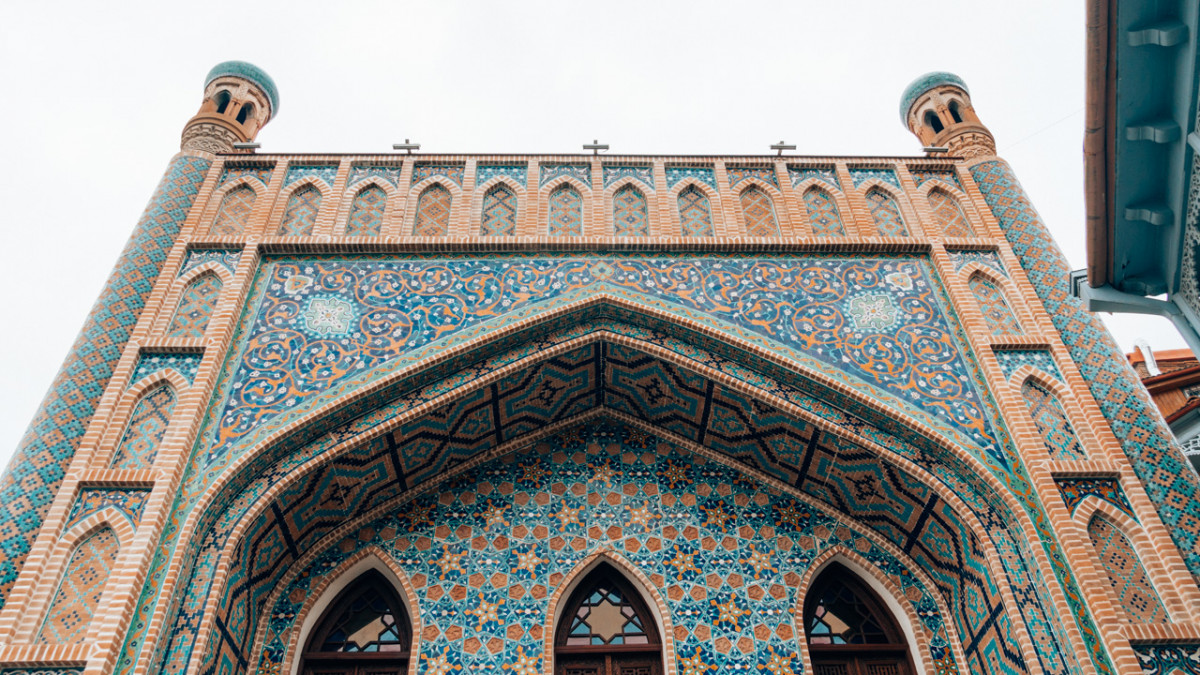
[283,164,337,189]
[0,155,210,608]
[476,165,528,188]
[850,168,900,189]
[540,164,591,188]
[603,166,654,189]
[179,249,240,277]
[132,352,202,385]
[666,166,716,190]
[995,349,1062,383]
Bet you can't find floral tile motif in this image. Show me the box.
[995,350,1062,383]
[283,164,337,189]
[477,165,528,188]
[1131,643,1200,675]
[179,249,241,277]
[788,166,839,189]
[726,167,777,188]
[910,168,962,190]
[412,164,465,188]
[604,166,654,189]
[218,163,272,187]
[349,165,403,188]
[1055,478,1135,520]
[66,488,150,529]
[666,166,715,190]
[850,168,900,189]
[132,352,202,386]
[948,249,1007,277]
[540,165,591,188]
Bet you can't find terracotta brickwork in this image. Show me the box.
[0,66,1198,675]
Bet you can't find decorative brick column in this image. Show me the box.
[0,153,212,606]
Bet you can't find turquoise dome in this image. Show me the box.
[899,71,967,124]
[204,61,279,116]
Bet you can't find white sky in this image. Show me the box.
[0,1,1186,467]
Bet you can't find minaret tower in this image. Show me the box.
[900,72,995,158]
[181,60,279,153]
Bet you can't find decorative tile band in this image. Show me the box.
[412,164,465,188]
[726,166,778,188]
[1055,478,1136,520]
[540,164,591,188]
[66,488,151,530]
[789,166,840,189]
[283,164,337,189]
[971,159,1200,578]
[132,352,202,385]
[995,349,1062,383]
[476,165,528,188]
[0,154,210,608]
[949,249,1007,277]
[665,166,715,190]
[179,249,240,277]
[850,168,900,189]
[348,165,403,188]
[603,166,654,189]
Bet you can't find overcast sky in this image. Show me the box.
[0,1,1186,466]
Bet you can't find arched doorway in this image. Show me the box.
[804,563,914,675]
[555,563,662,675]
[301,570,412,675]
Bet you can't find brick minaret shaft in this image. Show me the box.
[0,62,278,607]
[901,72,1200,583]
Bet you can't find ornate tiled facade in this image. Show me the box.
[3,66,1198,675]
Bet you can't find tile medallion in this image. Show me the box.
[850,168,901,190]
[348,165,403,189]
[666,166,716,190]
[180,249,241,277]
[726,166,778,188]
[283,164,337,189]
[788,166,840,190]
[66,488,150,530]
[540,165,591,188]
[412,164,465,188]
[1055,478,1135,520]
[603,166,654,189]
[132,352,202,386]
[477,165,528,188]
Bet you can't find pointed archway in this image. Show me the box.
[804,562,915,675]
[553,562,664,675]
[300,570,412,675]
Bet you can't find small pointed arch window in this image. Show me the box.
[548,184,583,236]
[302,570,412,675]
[967,273,1021,335]
[555,563,662,675]
[1020,379,1086,460]
[924,110,944,134]
[346,185,386,237]
[167,272,223,339]
[35,525,121,644]
[1086,514,1168,623]
[928,189,975,238]
[866,188,908,237]
[214,90,231,114]
[805,562,914,675]
[236,102,255,125]
[481,183,518,236]
[740,186,781,237]
[948,100,964,124]
[804,187,845,237]
[279,184,322,236]
[110,383,176,469]
[613,185,649,237]
[413,183,452,236]
[209,185,256,237]
[677,184,714,237]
